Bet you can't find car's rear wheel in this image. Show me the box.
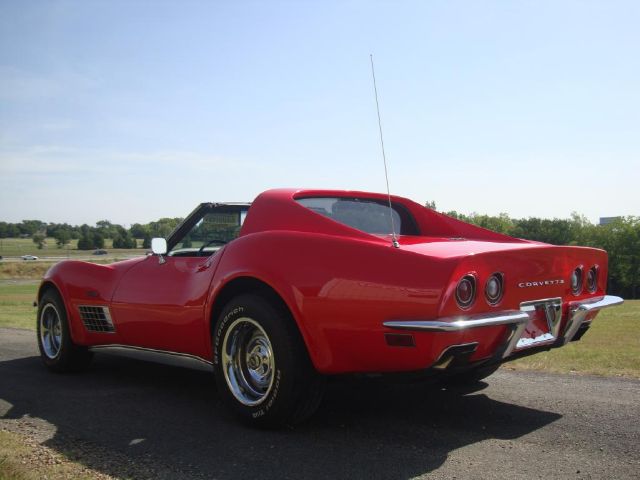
[213,293,324,428]
[37,289,93,372]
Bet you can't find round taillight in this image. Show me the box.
[571,266,583,295]
[586,266,598,293]
[456,275,476,309]
[485,273,504,305]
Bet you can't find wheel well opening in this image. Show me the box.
[38,281,60,302]
[210,277,295,337]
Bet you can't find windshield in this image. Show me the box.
[296,197,419,235]
[169,207,249,257]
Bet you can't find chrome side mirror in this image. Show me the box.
[151,238,167,255]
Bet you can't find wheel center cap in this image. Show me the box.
[248,355,260,369]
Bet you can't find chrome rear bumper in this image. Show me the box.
[563,295,624,344]
[383,310,530,333]
[383,295,624,359]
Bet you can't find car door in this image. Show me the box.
[110,252,221,357]
[109,203,248,357]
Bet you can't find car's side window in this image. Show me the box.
[169,209,246,257]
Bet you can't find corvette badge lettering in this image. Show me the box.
[518,279,565,288]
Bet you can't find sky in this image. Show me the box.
[0,0,638,226]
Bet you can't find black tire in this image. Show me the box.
[213,293,324,428]
[443,363,501,386]
[37,289,93,372]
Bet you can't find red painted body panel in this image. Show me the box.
[207,230,456,372]
[110,254,222,357]
[41,258,144,346]
[40,188,612,375]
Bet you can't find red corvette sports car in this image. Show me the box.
[37,188,623,426]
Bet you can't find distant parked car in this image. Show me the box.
[93,249,108,255]
[0,255,3,261]
[22,255,38,261]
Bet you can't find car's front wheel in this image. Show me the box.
[37,289,93,372]
[213,293,324,428]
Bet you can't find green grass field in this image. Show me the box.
[0,282,39,330]
[506,301,639,378]
[0,277,637,378]
[0,237,141,258]
[0,237,145,280]
[0,259,139,280]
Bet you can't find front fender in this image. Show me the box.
[39,258,144,345]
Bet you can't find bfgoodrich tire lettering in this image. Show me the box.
[213,293,324,428]
[37,289,93,372]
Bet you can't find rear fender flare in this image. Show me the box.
[206,272,328,372]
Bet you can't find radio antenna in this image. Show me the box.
[370,54,399,248]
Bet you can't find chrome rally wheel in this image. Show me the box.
[37,288,93,372]
[213,294,324,428]
[39,303,63,359]
[222,317,275,406]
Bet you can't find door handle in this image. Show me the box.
[197,261,212,272]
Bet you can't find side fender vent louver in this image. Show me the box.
[78,305,115,333]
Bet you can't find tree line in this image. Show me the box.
[0,218,183,251]
[1,209,638,299]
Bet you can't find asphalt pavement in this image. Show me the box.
[0,327,638,479]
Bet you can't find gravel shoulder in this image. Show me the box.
[1,327,639,479]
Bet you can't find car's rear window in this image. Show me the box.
[296,197,419,235]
